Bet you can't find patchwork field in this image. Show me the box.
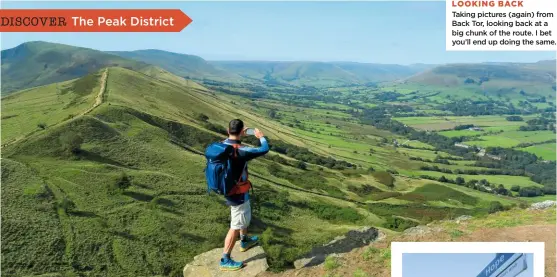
[466,131,556,148]
[519,143,556,161]
[395,115,537,131]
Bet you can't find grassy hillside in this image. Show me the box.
[405,61,556,97]
[3,65,536,276]
[109,49,243,82]
[1,41,149,94]
[1,70,102,144]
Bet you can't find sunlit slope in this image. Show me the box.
[1,70,103,144]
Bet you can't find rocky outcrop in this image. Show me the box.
[529,200,557,210]
[455,215,473,224]
[293,226,380,269]
[183,241,268,277]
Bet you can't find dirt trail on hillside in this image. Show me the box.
[259,224,556,277]
[81,68,108,115]
[1,69,108,148]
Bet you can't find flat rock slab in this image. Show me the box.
[183,241,268,277]
[293,227,379,269]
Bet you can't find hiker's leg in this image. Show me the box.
[240,201,251,238]
[239,200,259,251]
[223,228,239,254]
[227,203,245,251]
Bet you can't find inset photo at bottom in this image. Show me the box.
[391,242,544,277]
[402,253,532,277]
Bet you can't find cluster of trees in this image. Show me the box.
[454,124,475,130]
[518,117,556,132]
[506,115,524,121]
[509,184,546,197]
[383,216,418,231]
[516,139,556,149]
[419,164,524,177]
[437,100,530,116]
[477,147,556,193]
[420,175,512,196]
[409,156,452,164]
[59,131,84,155]
[464,77,490,85]
[373,91,403,101]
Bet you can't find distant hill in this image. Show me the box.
[405,61,557,96]
[0,41,149,94]
[108,51,430,87]
[211,61,429,87]
[108,49,243,82]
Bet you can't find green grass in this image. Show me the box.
[395,115,538,131]
[466,130,555,148]
[519,143,556,161]
[1,68,389,276]
[3,54,552,277]
[414,171,544,189]
[1,72,100,143]
[397,183,478,206]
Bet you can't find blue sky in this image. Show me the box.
[1,1,555,64]
[402,253,534,277]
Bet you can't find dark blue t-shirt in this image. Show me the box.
[223,137,269,206]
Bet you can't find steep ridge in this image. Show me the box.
[0,41,149,94]
[108,49,243,82]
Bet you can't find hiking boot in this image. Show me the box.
[240,235,259,252]
[219,258,244,271]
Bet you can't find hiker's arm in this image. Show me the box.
[241,137,269,161]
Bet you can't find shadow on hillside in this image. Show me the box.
[78,150,135,169]
[123,191,154,202]
[159,206,184,216]
[69,210,98,218]
[154,197,175,207]
[112,231,137,240]
[179,232,206,241]
[133,183,152,189]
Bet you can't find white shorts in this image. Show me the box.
[230,200,251,230]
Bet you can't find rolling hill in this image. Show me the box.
[405,61,557,97]
[211,61,430,87]
[0,41,150,94]
[108,49,243,82]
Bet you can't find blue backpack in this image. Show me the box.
[204,142,240,195]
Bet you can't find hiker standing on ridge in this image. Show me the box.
[204,119,269,271]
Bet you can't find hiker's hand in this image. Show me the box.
[254,128,264,139]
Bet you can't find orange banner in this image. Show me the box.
[0,9,192,32]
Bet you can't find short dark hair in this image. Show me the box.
[228,119,244,135]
